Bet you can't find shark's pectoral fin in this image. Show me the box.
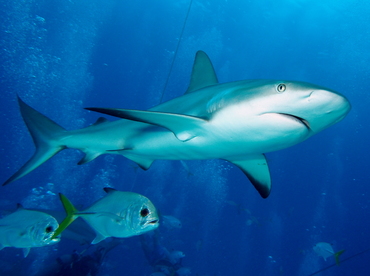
[226,154,271,198]
[85,108,207,142]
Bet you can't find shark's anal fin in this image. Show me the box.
[77,151,102,165]
[85,108,208,142]
[185,51,219,94]
[226,154,271,198]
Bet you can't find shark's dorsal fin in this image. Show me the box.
[85,108,208,142]
[92,117,109,126]
[103,187,116,194]
[185,51,219,94]
[226,154,271,198]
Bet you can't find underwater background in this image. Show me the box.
[0,0,369,275]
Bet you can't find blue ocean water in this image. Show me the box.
[0,0,369,275]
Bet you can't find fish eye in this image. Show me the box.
[276,83,286,93]
[45,226,54,233]
[140,208,150,217]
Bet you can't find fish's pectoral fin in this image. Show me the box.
[226,154,271,198]
[94,212,124,223]
[52,193,79,239]
[185,51,219,94]
[92,232,106,244]
[85,108,207,142]
[91,117,109,126]
[22,248,30,258]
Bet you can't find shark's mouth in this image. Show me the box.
[278,113,310,130]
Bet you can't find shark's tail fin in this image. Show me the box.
[51,193,79,239]
[334,249,345,265]
[3,97,68,185]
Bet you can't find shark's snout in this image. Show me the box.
[306,89,351,133]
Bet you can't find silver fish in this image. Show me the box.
[0,204,60,257]
[313,242,345,265]
[53,188,159,244]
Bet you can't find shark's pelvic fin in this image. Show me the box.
[185,50,219,94]
[226,154,271,198]
[85,108,207,142]
[124,155,154,170]
[3,97,68,186]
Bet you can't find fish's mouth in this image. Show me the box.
[148,219,159,224]
[277,113,310,130]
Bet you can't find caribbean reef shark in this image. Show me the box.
[3,51,351,198]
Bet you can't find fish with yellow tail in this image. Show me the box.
[0,204,60,257]
[53,188,159,244]
[313,242,345,265]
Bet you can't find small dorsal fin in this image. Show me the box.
[185,51,219,94]
[92,117,109,126]
[103,187,117,194]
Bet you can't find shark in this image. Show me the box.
[3,51,351,198]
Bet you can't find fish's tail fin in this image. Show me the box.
[334,249,345,265]
[51,193,79,239]
[3,96,68,186]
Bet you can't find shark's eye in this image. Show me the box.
[140,208,150,217]
[276,83,286,93]
[45,226,54,233]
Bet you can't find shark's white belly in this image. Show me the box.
[121,113,310,161]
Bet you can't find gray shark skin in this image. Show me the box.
[3,51,351,198]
